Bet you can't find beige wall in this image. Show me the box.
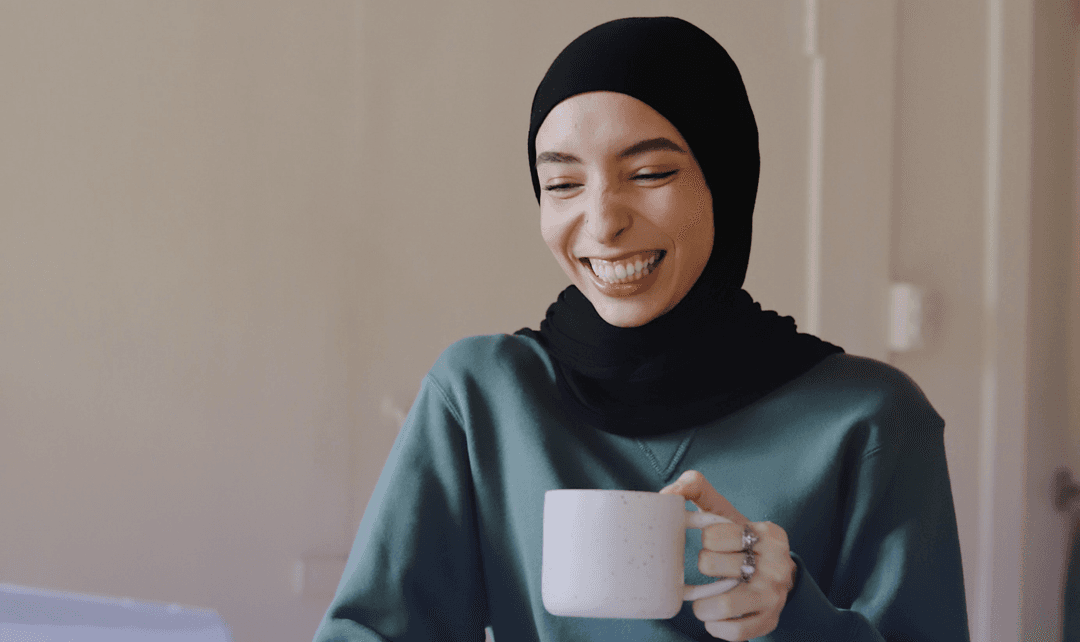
[1,3,1076,642]
[888,2,1078,640]
[888,2,991,623]
[1023,2,1079,638]
[1073,35,1080,479]
[0,3,365,640]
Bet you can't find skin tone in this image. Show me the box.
[537,93,796,639]
[535,91,714,329]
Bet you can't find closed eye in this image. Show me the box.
[543,169,677,193]
[634,170,678,182]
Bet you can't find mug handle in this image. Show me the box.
[681,510,742,601]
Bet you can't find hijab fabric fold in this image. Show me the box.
[516,17,842,437]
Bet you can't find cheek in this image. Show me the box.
[669,190,712,245]
[675,212,707,243]
[539,206,558,247]
[668,189,714,274]
[540,209,574,264]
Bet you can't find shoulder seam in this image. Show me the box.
[859,445,885,462]
[423,373,467,428]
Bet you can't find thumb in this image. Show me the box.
[659,470,748,525]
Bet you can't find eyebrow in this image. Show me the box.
[534,137,687,168]
[617,137,687,158]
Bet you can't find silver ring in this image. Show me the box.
[741,525,759,552]
[740,551,756,583]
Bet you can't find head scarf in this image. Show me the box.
[516,17,842,436]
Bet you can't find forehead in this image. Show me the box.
[534,91,687,155]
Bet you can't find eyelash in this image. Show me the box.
[543,182,580,193]
[542,170,679,192]
[636,169,678,182]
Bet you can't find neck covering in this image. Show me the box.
[516,17,842,437]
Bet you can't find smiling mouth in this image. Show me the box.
[580,250,666,284]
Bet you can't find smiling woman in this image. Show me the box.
[313,16,970,642]
[535,92,714,328]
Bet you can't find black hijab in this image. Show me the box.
[515,17,842,437]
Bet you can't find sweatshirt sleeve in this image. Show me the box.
[771,390,971,641]
[312,373,489,642]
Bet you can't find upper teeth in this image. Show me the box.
[587,252,661,282]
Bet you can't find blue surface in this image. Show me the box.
[0,583,232,641]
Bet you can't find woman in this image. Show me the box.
[314,17,969,641]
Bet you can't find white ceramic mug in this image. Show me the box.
[542,489,741,619]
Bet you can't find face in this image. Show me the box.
[535,91,714,328]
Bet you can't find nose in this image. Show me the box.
[582,182,632,243]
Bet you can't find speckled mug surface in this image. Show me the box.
[542,489,740,619]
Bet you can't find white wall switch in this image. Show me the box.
[888,282,925,352]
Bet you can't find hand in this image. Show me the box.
[659,470,797,641]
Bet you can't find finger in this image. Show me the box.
[700,520,775,556]
[659,470,747,525]
[704,611,778,642]
[693,590,777,641]
[698,549,753,579]
[700,522,750,552]
[691,587,751,622]
[752,551,798,593]
[732,524,796,586]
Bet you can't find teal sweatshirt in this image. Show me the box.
[314,334,970,641]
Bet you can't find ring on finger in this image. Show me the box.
[740,550,756,583]
[741,525,759,552]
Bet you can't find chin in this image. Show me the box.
[590,299,662,328]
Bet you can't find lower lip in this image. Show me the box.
[584,256,664,297]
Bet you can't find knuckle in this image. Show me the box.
[758,538,786,558]
[764,565,786,586]
[759,560,788,585]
